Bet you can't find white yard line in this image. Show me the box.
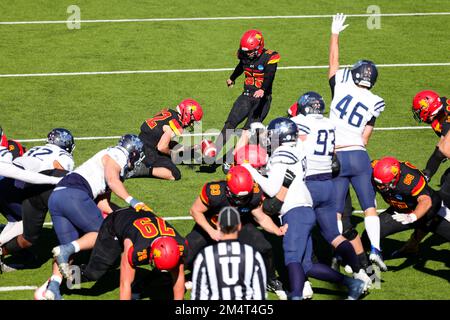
[0,286,37,292]
[40,209,383,226]
[1,63,450,78]
[15,126,429,143]
[1,12,450,25]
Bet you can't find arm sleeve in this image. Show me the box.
[423,146,447,180]
[366,116,376,126]
[261,63,278,92]
[0,162,61,184]
[245,163,286,198]
[229,61,244,82]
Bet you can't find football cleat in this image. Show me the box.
[267,279,287,300]
[222,162,232,175]
[184,280,193,291]
[369,246,388,271]
[302,281,314,299]
[34,279,50,300]
[353,269,372,292]
[344,265,354,274]
[44,280,63,300]
[52,243,75,280]
[343,277,365,300]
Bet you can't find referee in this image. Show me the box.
[191,207,267,300]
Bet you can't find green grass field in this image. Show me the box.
[0,0,449,300]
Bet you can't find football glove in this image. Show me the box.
[392,213,417,225]
[331,13,349,35]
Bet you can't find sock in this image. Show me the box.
[337,220,343,234]
[263,251,277,282]
[287,262,305,298]
[335,241,361,272]
[306,263,345,284]
[358,253,369,270]
[364,216,381,250]
[50,275,62,285]
[70,241,80,253]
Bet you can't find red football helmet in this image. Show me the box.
[234,144,268,169]
[150,236,181,271]
[287,102,299,118]
[373,156,401,191]
[226,165,254,206]
[0,127,7,147]
[177,98,203,128]
[412,90,443,124]
[240,29,264,59]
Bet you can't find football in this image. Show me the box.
[201,139,217,158]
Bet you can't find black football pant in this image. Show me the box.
[215,93,272,159]
[127,148,181,181]
[185,222,277,281]
[361,207,450,249]
[81,214,122,282]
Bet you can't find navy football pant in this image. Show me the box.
[49,187,103,245]
[333,150,376,213]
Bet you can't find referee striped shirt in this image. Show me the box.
[191,240,266,300]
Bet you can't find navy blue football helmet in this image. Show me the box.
[266,117,298,152]
[47,128,75,154]
[118,134,145,169]
[296,91,325,116]
[351,60,378,89]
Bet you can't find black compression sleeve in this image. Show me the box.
[329,76,336,98]
[229,61,244,82]
[424,146,447,180]
[366,116,376,126]
[261,63,277,92]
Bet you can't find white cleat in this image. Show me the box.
[353,269,372,292]
[34,279,50,300]
[185,280,193,291]
[344,265,353,274]
[369,251,388,272]
[302,281,313,299]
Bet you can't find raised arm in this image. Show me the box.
[329,13,348,79]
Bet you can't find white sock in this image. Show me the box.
[0,221,23,245]
[337,220,343,234]
[364,216,381,250]
[71,241,81,253]
[50,275,62,285]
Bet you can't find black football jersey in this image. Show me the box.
[111,207,186,267]
[139,109,184,152]
[230,49,280,95]
[373,161,431,213]
[430,97,450,137]
[199,180,263,227]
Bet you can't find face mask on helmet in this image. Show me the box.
[373,157,401,191]
[297,92,325,116]
[351,60,378,89]
[226,166,254,206]
[412,90,443,124]
[118,134,145,170]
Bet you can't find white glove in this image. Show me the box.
[392,213,418,225]
[331,13,349,35]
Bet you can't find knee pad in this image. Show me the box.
[262,197,283,216]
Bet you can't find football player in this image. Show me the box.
[243,117,365,300]
[36,207,186,300]
[41,134,151,300]
[185,165,288,300]
[7,139,26,160]
[328,13,386,270]
[288,92,372,290]
[362,157,449,250]
[127,99,203,180]
[0,128,74,248]
[412,90,450,181]
[214,30,280,165]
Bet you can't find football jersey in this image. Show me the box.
[430,97,450,137]
[199,180,263,227]
[291,113,335,177]
[329,68,385,150]
[139,109,184,153]
[109,208,187,268]
[231,49,280,95]
[372,161,434,213]
[265,143,313,215]
[14,144,74,172]
[68,146,128,199]
[0,146,13,164]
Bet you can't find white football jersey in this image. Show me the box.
[265,143,313,215]
[72,146,128,199]
[329,68,385,151]
[0,146,13,164]
[14,143,74,172]
[291,114,335,177]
